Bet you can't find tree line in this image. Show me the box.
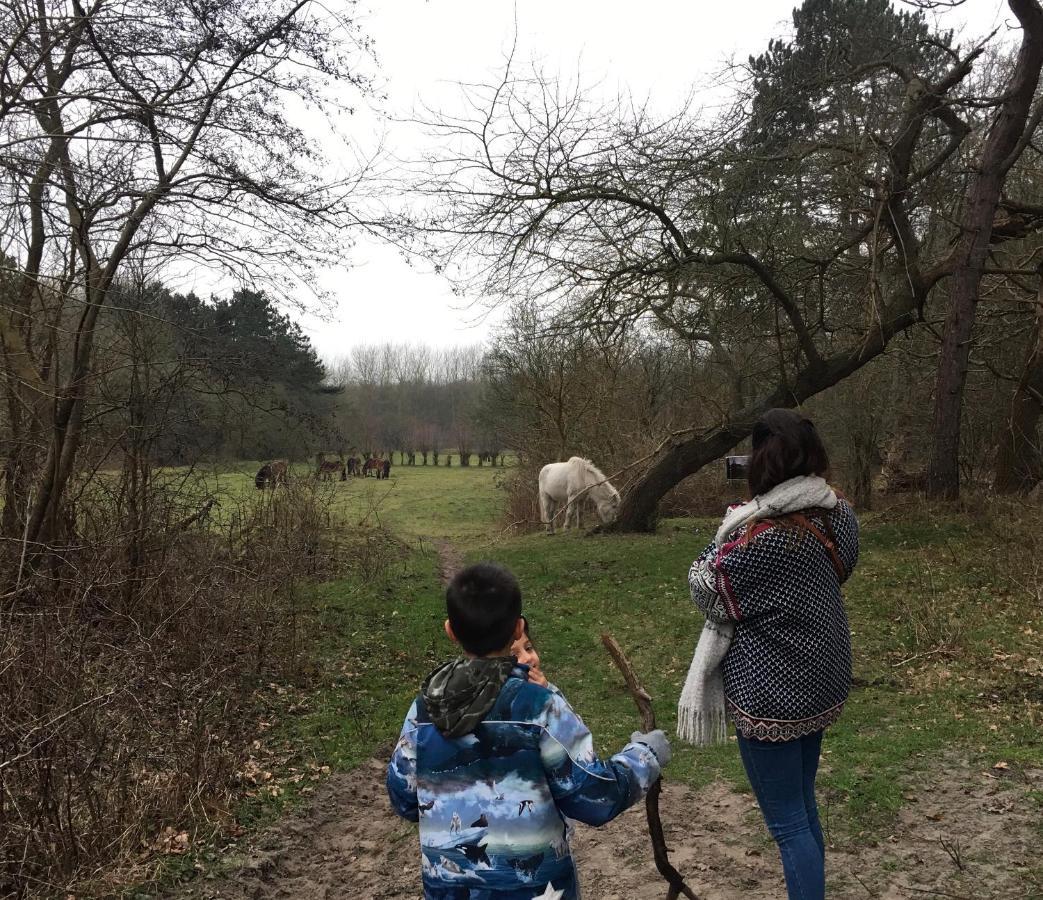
[8,0,1042,542]
[326,344,505,467]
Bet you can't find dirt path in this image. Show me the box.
[171,755,1041,899]
[433,539,464,586]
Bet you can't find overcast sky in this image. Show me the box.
[299,0,1009,362]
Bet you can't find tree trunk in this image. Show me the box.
[928,0,1043,499]
[849,436,875,510]
[610,425,750,532]
[607,315,920,531]
[994,266,1043,492]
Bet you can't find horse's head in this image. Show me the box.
[594,484,621,523]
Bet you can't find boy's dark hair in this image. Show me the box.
[446,563,522,656]
[747,408,830,497]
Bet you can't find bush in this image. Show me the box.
[0,474,349,897]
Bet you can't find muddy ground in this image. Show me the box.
[170,755,1042,900]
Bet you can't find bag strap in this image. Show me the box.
[787,512,846,582]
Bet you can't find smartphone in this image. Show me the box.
[725,454,750,481]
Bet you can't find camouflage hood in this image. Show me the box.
[420,656,516,738]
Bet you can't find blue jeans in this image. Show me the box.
[737,730,825,900]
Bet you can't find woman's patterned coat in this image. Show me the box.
[689,499,859,741]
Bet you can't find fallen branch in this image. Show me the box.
[601,633,699,900]
[172,497,216,532]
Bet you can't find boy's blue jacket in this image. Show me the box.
[387,660,661,899]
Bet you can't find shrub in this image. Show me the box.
[0,473,349,896]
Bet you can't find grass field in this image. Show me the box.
[167,462,1043,893]
[185,458,508,544]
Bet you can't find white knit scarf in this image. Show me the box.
[676,475,838,745]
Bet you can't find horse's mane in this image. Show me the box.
[570,456,618,499]
[572,456,606,483]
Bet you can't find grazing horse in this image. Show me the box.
[538,457,620,533]
[255,459,289,489]
[316,459,346,481]
[363,456,383,477]
[346,456,360,477]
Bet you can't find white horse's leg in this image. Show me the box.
[539,490,556,534]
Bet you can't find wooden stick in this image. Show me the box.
[602,633,700,900]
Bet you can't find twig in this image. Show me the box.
[853,872,876,897]
[891,647,955,667]
[601,634,699,900]
[900,887,975,900]
[171,497,216,532]
[14,487,33,592]
[939,837,964,871]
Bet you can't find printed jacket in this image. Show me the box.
[689,499,859,741]
[387,661,660,899]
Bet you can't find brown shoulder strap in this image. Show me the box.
[788,512,846,581]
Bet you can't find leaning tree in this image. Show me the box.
[414,0,1043,529]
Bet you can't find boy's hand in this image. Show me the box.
[527,666,549,688]
[630,729,671,767]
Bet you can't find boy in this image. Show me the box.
[511,616,547,688]
[387,562,670,899]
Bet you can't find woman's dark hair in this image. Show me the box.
[747,408,830,497]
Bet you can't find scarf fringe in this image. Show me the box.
[677,704,729,745]
[677,618,733,746]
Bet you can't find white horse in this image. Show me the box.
[538,457,621,533]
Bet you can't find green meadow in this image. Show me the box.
[224,464,1042,844]
[177,458,508,544]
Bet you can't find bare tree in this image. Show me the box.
[0,0,373,550]
[409,2,1043,529]
[927,0,1043,497]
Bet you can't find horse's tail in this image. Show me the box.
[255,464,269,489]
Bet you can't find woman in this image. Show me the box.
[679,408,858,900]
